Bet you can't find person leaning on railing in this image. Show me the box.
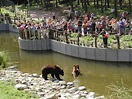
[100,28,108,48]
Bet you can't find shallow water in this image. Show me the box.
[0,32,132,96]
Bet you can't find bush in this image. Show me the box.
[0,51,9,68]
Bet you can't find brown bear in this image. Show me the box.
[72,64,81,78]
[42,65,64,80]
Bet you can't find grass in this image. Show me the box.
[0,51,10,68]
[0,81,39,99]
[107,81,132,99]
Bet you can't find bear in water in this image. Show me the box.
[72,64,81,78]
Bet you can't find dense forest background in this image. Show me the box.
[1,0,132,17]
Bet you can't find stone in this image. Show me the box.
[37,92,45,96]
[96,96,105,99]
[87,92,95,98]
[73,94,81,99]
[60,85,66,89]
[68,87,78,93]
[79,86,86,90]
[67,82,74,85]
[15,84,28,90]
[32,73,39,77]
[44,94,56,99]
[59,81,67,85]
[7,65,17,70]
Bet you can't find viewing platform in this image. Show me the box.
[0,24,132,62]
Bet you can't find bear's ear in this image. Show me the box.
[55,65,60,67]
[76,64,79,69]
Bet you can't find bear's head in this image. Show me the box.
[60,70,64,76]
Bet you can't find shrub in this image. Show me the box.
[0,51,10,68]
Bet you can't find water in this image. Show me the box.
[0,32,132,96]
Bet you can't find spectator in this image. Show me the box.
[119,18,125,35]
[125,19,130,35]
[100,29,108,48]
[52,11,56,20]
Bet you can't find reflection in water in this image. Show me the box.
[0,32,132,96]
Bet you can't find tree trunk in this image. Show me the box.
[55,0,58,7]
[43,0,46,7]
[107,0,110,8]
[87,0,90,5]
[104,0,107,10]
[77,0,80,5]
[114,0,117,17]
[94,0,96,7]
[119,0,122,9]
[101,0,104,13]
[58,0,60,4]
[96,0,99,9]
[84,0,87,13]
[128,0,131,12]
[81,0,84,9]
[70,0,74,11]
[40,0,43,5]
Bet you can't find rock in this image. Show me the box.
[80,93,87,97]
[59,81,67,85]
[44,94,56,99]
[32,73,39,77]
[68,87,78,93]
[7,65,17,70]
[37,92,45,96]
[79,86,86,90]
[53,80,59,83]
[67,82,74,85]
[96,96,105,99]
[87,92,95,98]
[73,94,81,99]
[60,85,66,89]
[15,84,28,90]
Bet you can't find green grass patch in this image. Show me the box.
[107,81,132,99]
[0,51,10,68]
[0,81,39,99]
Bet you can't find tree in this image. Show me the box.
[55,0,58,7]
[96,0,99,9]
[107,0,110,8]
[128,0,131,12]
[119,0,122,9]
[101,0,104,13]
[114,0,117,17]
[84,0,87,13]
[70,0,73,11]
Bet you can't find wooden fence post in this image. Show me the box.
[115,34,120,49]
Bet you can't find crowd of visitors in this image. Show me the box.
[0,13,12,24]
[0,9,132,47]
